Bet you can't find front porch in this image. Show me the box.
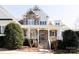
[23,28,58,49]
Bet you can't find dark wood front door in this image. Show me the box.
[39,30,48,49]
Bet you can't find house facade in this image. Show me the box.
[19,6,64,49]
[0,6,69,49]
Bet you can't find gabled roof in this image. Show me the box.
[47,21,58,30]
[0,6,15,19]
[32,6,49,20]
[23,6,48,20]
[0,6,21,25]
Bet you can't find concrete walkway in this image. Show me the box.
[0,48,53,54]
[0,50,53,54]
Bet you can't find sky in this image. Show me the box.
[3,5,79,29]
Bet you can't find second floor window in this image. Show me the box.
[27,19,35,25]
[40,21,47,25]
[55,23,60,26]
[22,19,47,25]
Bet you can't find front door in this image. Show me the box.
[39,30,48,49]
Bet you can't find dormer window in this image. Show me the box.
[55,22,60,26]
[54,20,61,26]
[40,21,47,25]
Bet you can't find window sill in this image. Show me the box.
[0,34,5,36]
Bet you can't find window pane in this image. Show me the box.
[26,20,28,25]
[55,30,57,36]
[44,21,46,25]
[50,31,54,36]
[40,21,46,25]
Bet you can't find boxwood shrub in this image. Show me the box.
[4,22,24,49]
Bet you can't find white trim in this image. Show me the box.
[38,29,39,46]
[0,34,5,36]
[48,29,51,49]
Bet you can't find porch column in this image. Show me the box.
[48,29,51,49]
[37,29,39,47]
[28,28,30,39]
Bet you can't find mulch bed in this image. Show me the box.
[17,46,39,52]
[16,46,52,52]
[0,46,52,53]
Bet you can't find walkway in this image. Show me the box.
[0,47,53,54]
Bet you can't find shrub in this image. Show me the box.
[57,40,63,49]
[62,30,78,53]
[23,38,38,47]
[4,22,24,49]
[0,36,5,47]
[51,40,58,51]
[23,38,30,46]
[51,41,54,49]
[75,31,79,48]
[24,38,38,47]
[32,39,38,47]
[51,40,63,50]
[28,39,38,48]
[28,39,33,47]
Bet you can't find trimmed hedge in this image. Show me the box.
[75,31,79,48]
[4,22,24,49]
[0,36,5,47]
[62,30,78,53]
